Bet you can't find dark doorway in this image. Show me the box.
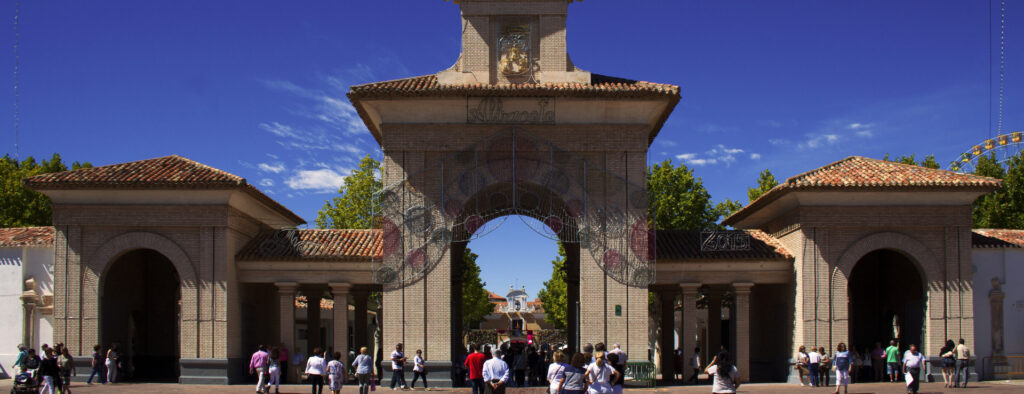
[101,249,181,382]
[849,249,925,352]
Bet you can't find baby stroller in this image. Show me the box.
[10,369,39,394]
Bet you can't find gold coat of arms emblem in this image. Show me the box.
[498,24,531,76]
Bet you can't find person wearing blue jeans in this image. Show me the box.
[86,345,106,384]
[390,343,408,390]
[954,338,971,388]
[808,347,821,387]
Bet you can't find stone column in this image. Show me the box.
[680,283,701,383]
[658,290,676,384]
[353,291,369,352]
[733,282,754,381]
[330,283,352,362]
[276,282,298,358]
[989,278,1005,356]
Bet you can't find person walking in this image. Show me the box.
[689,347,702,384]
[390,343,409,390]
[940,340,956,388]
[268,347,282,394]
[795,346,810,386]
[87,344,105,384]
[818,346,830,386]
[482,349,509,394]
[807,346,821,387]
[306,347,328,394]
[705,350,740,394]
[327,351,345,394]
[250,344,271,394]
[279,343,290,384]
[902,344,925,394]
[58,346,75,394]
[585,352,619,394]
[831,343,852,394]
[105,343,119,384]
[884,340,900,383]
[559,353,588,394]
[411,349,428,390]
[465,344,487,394]
[871,343,885,382]
[11,345,27,374]
[354,347,374,394]
[38,348,61,394]
[954,338,971,388]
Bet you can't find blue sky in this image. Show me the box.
[2,1,1022,294]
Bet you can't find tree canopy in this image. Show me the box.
[647,160,739,230]
[1,154,91,227]
[883,153,941,169]
[972,152,1024,229]
[316,155,381,229]
[536,244,567,329]
[461,247,495,330]
[747,169,779,202]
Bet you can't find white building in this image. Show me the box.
[0,227,55,378]
[971,229,1024,379]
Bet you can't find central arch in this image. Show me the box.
[100,248,182,382]
[849,249,926,351]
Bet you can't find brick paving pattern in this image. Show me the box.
[2,381,1022,393]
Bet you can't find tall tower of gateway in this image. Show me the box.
[348,0,679,381]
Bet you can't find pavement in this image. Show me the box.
[1,380,1023,393]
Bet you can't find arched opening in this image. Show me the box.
[849,249,925,352]
[101,249,181,382]
[450,214,580,384]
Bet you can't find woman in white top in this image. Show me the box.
[411,349,428,390]
[268,347,282,394]
[306,347,328,394]
[105,344,119,384]
[547,351,568,394]
[327,351,345,394]
[584,351,620,394]
[704,350,740,394]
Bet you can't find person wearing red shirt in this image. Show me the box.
[464,344,487,394]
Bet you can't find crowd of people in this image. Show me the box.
[9,343,78,394]
[793,338,972,394]
[458,341,630,394]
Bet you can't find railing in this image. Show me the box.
[982,355,1024,380]
[624,361,657,388]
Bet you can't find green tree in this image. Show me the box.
[647,160,727,230]
[887,153,941,169]
[972,153,1008,228]
[920,154,941,169]
[316,155,381,229]
[536,244,568,329]
[1,154,91,227]
[461,247,495,330]
[747,169,779,202]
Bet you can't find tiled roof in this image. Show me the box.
[487,291,507,301]
[23,155,304,225]
[237,229,380,261]
[654,229,793,261]
[24,155,244,187]
[972,229,1024,248]
[0,226,55,247]
[236,228,792,262]
[724,156,1002,226]
[347,74,680,99]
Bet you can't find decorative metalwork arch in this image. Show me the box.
[372,128,655,290]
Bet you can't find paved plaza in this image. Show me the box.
[1,381,1022,393]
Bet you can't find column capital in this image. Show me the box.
[275,282,299,293]
[732,282,754,293]
[679,282,702,293]
[329,282,353,294]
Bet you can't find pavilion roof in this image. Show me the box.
[0,226,55,248]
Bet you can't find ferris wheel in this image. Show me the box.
[949,131,1024,173]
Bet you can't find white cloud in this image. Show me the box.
[686,158,716,166]
[803,134,841,149]
[750,153,762,160]
[259,178,274,187]
[285,168,348,192]
[676,153,697,160]
[258,162,286,173]
[855,130,873,138]
[847,122,873,130]
[769,139,789,146]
